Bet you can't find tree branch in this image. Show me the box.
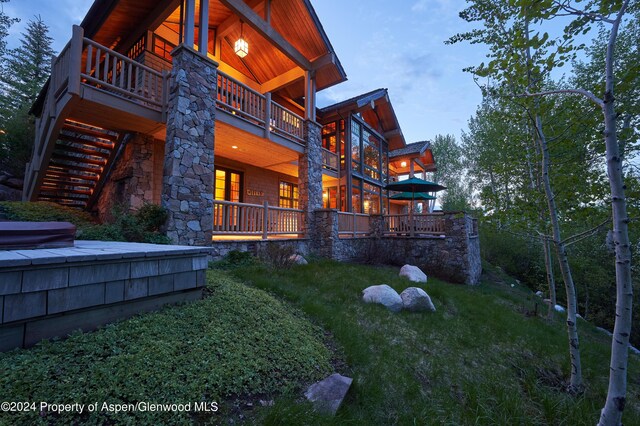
[551,1,615,24]
[523,89,604,109]
[561,218,611,247]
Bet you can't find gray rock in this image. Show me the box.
[289,254,308,265]
[400,287,436,312]
[0,184,22,201]
[362,284,403,312]
[399,264,427,283]
[304,373,352,415]
[535,291,543,297]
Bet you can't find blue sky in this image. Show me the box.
[4,0,488,143]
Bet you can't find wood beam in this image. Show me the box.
[260,67,305,94]
[311,52,336,71]
[384,129,401,139]
[217,0,263,37]
[304,70,316,121]
[198,0,209,54]
[219,0,312,70]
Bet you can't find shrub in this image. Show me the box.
[0,201,95,225]
[211,250,259,270]
[259,243,297,269]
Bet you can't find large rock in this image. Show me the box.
[362,284,403,312]
[0,183,21,201]
[400,287,436,312]
[399,265,427,283]
[304,373,352,416]
[289,254,308,265]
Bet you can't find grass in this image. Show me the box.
[229,260,640,425]
[0,272,331,425]
[0,258,638,425]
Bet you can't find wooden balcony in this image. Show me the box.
[384,213,447,237]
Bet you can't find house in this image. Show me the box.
[23,0,480,284]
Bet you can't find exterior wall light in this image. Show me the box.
[235,22,248,58]
[400,161,407,168]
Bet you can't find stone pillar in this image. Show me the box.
[162,45,217,246]
[298,120,323,238]
[312,209,339,258]
[369,214,385,238]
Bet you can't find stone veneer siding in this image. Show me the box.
[298,121,323,237]
[162,45,217,245]
[96,133,163,221]
[312,210,482,285]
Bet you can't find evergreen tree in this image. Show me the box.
[0,15,54,177]
[0,15,54,115]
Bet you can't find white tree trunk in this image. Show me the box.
[542,235,557,320]
[598,4,633,423]
[535,114,583,392]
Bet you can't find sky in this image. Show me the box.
[4,0,489,144]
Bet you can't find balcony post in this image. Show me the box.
[262,201,269,240]
[68,25,84,96]
[198,0,209,54]
[264,92,272,139]
[184,0,195,47]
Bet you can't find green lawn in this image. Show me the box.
[0,259,638,425]
[231,260,640,425]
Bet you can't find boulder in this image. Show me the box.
[399,264,427,283]
[554,304,566,313]
[0,183,21,201]
[289,254,308,265]
[362,284,403,312]
[304,373,352,416]
[535,291,543,297]
[400,287,436,312]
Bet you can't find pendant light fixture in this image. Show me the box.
[234,21,249,58]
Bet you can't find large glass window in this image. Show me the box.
[322,186,338,209]
[363,183,381,214]
[322,122,337,153]
[363,130,380,181]
[351,179,362,213]
[351,121,361,174]
[152,34,176,62]
[279,181,299,209]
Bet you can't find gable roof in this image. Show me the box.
[389,141,431,158]
[319,88,406,150]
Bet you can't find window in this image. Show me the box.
[279,181,298,209]
[323,186,338,209]
[351,179,362,213]
[363,183,381,214]
[152,34,176,62]
[351,121,361,173]
[214,167,242,202]
[322,122,337,153]
[363,129,380,181]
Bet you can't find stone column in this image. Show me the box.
[312,209,339,258]
[298,120,323,238]
[162,45,217,246]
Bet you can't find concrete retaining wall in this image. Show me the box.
[0,241,209,351]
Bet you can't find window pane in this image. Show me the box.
[215,170,226,201]
[351,122,361,173]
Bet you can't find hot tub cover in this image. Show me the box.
[0,221,76,250]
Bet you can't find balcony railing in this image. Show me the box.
[216,71,305,144]
[322,148,339,172]
[213,200,303,239]
[384,213,446,236]
[337,212,370,237]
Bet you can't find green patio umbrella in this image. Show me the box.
[389,192,437,201]
[385,178,446,236]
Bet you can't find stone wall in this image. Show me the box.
[162,45,217,245]
[96,133,163,221]
[208,239,309,260]
[0,241,208,351]
[312,210,482,285]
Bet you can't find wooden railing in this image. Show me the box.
[81,38,165,111]
[216,70,305,144]
[322,148,339,172]
[270,100,304,141]
[216,72,266,125]
[337,212,370,236]
[384,213,446,236]
[213,200,303,239]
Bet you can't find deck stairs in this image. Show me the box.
[36,120,124,209]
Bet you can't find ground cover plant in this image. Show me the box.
[0,272,332,425]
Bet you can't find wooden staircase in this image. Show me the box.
[37,120,124,209]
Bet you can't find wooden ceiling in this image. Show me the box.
[82,0,345,101]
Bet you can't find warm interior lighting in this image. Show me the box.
[231,145,238,149]
[0,129,6,135]
[400,161,407,168]
[235,22,249,58]
[323,190,329,200]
